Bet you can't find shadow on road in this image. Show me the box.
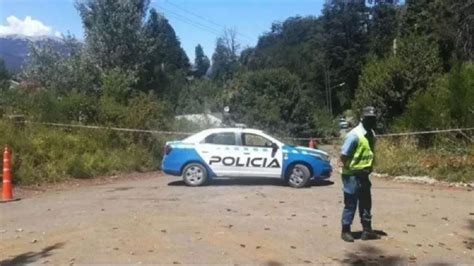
[311,180,335,186]
[168,178,334,187]
[465,219,474,250]
[342,244,454,265]
[0,242,65,266]
[342,245,405,265]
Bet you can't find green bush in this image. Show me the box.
[395,62,474,131]
[0,120,164,185]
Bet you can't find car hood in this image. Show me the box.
[283,145,330,161]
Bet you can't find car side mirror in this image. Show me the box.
[271,143,279,151]
[271,143,279,158]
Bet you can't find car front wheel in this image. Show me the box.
[182,163,208,186]
[287,164,311,188]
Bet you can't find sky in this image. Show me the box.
[0,0,326,61]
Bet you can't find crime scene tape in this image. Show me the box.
[12,121,474,141]
[14,121,194,136]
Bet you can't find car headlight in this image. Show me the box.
[312,153,329,162]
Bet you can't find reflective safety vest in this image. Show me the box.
[342,127,374,175]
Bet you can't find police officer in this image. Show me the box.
[340,106,380,242]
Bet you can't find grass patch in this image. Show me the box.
[0,120,166,185]
[375,136,474,183]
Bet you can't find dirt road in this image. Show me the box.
[1,170,473,265]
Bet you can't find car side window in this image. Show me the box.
[242,133,273,147]
[204,133,237,145]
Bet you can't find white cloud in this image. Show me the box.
[0,16,60,37]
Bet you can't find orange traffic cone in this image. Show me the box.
[2,145,15,202]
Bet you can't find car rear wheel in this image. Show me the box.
[288,164,311,188]
[182,163,208,186]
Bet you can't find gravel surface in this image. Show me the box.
[1,160,473,265]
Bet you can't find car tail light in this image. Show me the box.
[164,144,172,155]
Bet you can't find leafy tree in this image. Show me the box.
[368,3,399,57]
[176,79,220,115]
[395,62,474,131]
[76,0,150,71]
[139,8,189,94]
[194,44,210,77]
[211,29,240,82]
[402,0,473,69]
[448,63,474,127]
[227,68,307,135]
[239,16,329,115]
[143,9,189,72]
[354,35,442,126]
[321,2,370,113]
[22,35,99,94]
[0,58,10,91]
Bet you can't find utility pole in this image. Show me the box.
[324,65,345,116]
[325,66,330,114]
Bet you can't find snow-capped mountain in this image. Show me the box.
[0,34,65,73]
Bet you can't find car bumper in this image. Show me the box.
[312,163,332,180]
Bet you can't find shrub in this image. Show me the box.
[0,120,162,185]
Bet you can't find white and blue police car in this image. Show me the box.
[161,128,332,188]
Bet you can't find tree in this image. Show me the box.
[0,58,10,91]
[22,35,99,94]
[76,0,150,71]
[227,68,308,136]
[321,2,370,113]
[395,62,474,131]
[211,29,240,82]
[139,8,189,94]
[194,44,210,77]
[402,0,473,69]
[143,9,189,72]
[176,79,220,114]
[353,35,442,127]
[368,3,399,57]
[238,16,329,116]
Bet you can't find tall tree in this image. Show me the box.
[211,29,240,82]
[0,58,10,91]
[22,35,99,94]
[402,0,473,69]
[139,8,189,94]
[143,9,189,72]
[368,3,399,57]
[321,1,370,113]
[353,35,442,126]
[194,44,210,77]
[228,68,306,135]
[76,0,150,71]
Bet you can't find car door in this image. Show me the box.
[195,132,241,177]
[239,132,283,178]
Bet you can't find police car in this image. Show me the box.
[161,128,332,188]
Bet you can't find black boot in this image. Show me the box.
[361,223,380,240]
[341,225,354,242]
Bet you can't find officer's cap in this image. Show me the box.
[362,106,376,117]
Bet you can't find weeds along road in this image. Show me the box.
[1,168,473,264]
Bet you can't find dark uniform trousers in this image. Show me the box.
[341,173,372,228]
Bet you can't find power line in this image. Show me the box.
[164,0,225,30]
[156,5,222,36]
[161,0,256,42]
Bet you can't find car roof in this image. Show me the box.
[199,127,263,134]
[183,127,280,143]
